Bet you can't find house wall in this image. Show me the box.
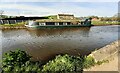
[57,14,74,20]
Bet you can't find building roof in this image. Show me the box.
[1,16,47,20]
[58,14,74,16]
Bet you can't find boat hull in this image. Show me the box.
[25,25,92,28]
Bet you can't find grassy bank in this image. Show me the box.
[92,21,120,26]
[0,22,26,29]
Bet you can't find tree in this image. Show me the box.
[0,10,8,19]
[88,16,99,19]
[0,10,4,19]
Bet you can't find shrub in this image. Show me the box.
[42,54,83,72]
[13,61,41,72]
[2,50,31,71]
[2,50,96,72]
[83,55,95,69]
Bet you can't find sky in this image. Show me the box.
[0,0,119,17]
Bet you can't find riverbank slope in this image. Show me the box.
[84,40,119,71]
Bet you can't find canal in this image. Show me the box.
[1,25,120,61]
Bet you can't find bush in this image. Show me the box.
[2,50,96,72]
[2,50,41,73]
[2,50,31,71]
[42,54,83,72]
[83,55,95,69]
[13,61,41,72]
[2,50,41,72]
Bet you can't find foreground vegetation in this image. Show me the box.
[1,50,109,73]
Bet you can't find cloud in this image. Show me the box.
[0,3,60,16]
[0,3,57,12]
[0,2,117,17]
[0,0,119,2]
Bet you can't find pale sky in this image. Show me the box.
[0,0,119,17]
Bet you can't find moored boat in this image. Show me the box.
[25,14,93,28]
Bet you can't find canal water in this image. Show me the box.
[1,25,120,61]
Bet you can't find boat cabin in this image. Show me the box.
[28,20,73,26]
[26,14,92,27]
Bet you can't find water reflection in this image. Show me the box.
[2,25,119,61]
[26,27,91,37]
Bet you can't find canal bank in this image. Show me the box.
[0,22,27,30]
[0,23,26,30]
[0,26,26,30]
[84,40,119,71]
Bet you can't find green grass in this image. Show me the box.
[92,21,120,26]
[0,22,26,27]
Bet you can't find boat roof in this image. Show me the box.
[35,19,81,23]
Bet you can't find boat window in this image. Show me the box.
[39,22,45,25]
[63,22,67,25]
[67,22,70,25]
[59,22,63,25]
[55,22,59,25]
[35,22,39,25]
[46,22,55,25]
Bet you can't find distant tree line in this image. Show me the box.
[100,17,118,21]
[0,10,18,19]
[87,16,119,21]
[0,10,120,22]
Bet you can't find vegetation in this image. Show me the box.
[0,22,26,29]
[96,60,109,65]
[2,50,41,72]
[82,55,95,69]
[46,15,57,19]
[83,15,120,25]
[2,50,109,72]
[0,15,8,19]
[2,50,30,71]
[42,54,83,72]
[88,15,119,21]
[92,21,120,25]
[0,10,17,19]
